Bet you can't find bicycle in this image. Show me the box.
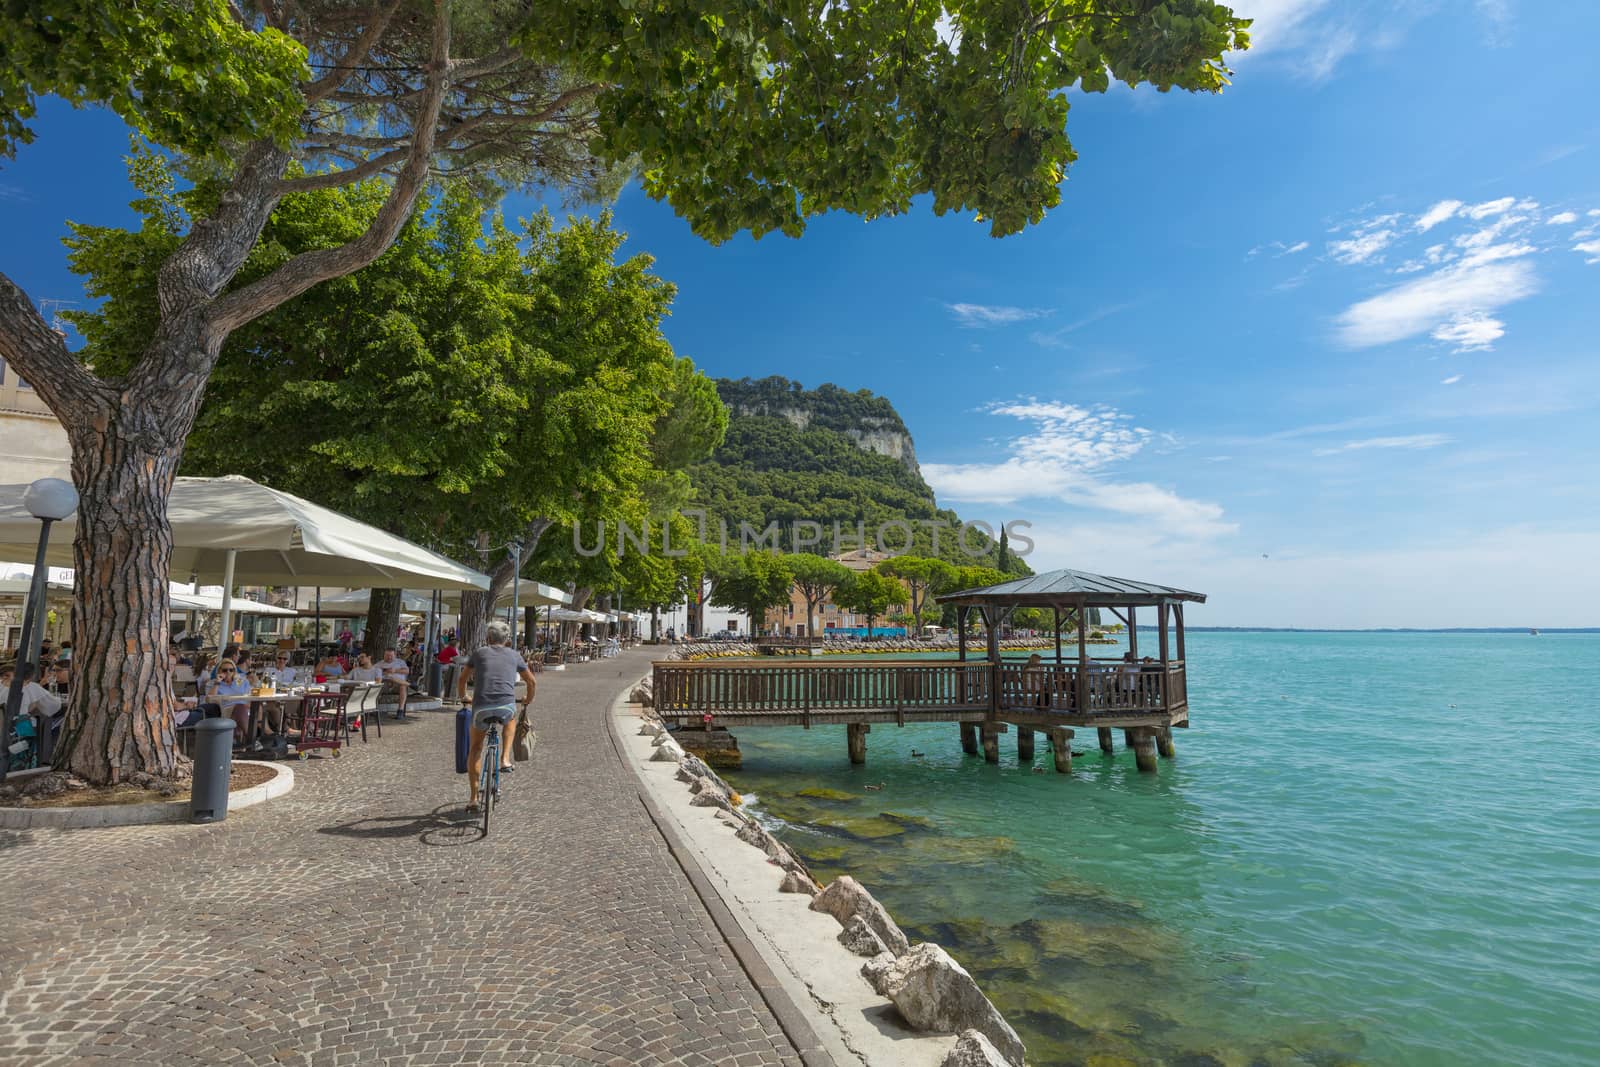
[474,708,512,836]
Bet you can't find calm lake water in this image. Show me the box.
[717,632,1600,1067]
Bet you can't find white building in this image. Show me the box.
[0,357,71,482]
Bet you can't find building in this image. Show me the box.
[778,547,908,636]
[0,357,71,482]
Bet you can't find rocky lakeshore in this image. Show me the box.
[620,676,1029,1067]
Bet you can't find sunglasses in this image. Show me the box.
[220,669,237,674]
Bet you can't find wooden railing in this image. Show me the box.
[653,659,1186,720]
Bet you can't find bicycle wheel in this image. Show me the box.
[479,729,498,835]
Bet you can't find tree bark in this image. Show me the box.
[455,517,551,652]
[365,588,403,655]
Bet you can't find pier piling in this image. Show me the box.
[1131,728,1158,773]
[960,722,979,756]
[1049,728,1074,773]
[847,723,869,764]
[981,723,1003,764]
[1098,727,1115,754]
[1016,727,1035,762]
[1156,727,1175,759]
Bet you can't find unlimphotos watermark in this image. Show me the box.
[574,509,1033,559]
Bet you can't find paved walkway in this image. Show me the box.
[0,649,802,1066]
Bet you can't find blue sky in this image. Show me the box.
[3,1,1598,626]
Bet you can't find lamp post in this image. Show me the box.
[3,477,79,782]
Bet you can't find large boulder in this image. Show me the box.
[858,944,1024,1066]
[778,870,817,895]
[649,740,684,763]
[630,682,654,707]
[837,915,889,957]
[941,1030,1013,1067]
[810,876,911,956]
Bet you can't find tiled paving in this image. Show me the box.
[0,649,801,1066]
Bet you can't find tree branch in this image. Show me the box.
[208,0,455,337]
[301,0,405,106]
[277,146,412,192]
[0,273,107,425]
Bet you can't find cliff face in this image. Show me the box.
[718,377,921,478]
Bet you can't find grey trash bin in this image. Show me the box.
[190,717,236,824]
[427,660,443,697]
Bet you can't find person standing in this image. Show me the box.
[456,620,536,814]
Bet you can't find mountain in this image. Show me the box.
[688,376,1017,570]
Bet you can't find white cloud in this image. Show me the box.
[1313,433,1452,456]
[1574,240,1600,264]
[923,400,1234,539]
[1284,240,1310,255]
[1335,258,1538,349]
[945,303,1049,328]
[1546,211,1579,225]
[1415,200,1462,232]
[1329,229,1396,264]
[1464,196,1516,219]
[1431,312,1505,351]
[1441,375,1463,385]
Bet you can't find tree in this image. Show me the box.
[786,554,853,638]
[838,571,907,638]
[0,0,1248,782]
[707,553,796,632]
[876,556,957,633]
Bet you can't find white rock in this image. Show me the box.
[809,876,911,956]
[940,1030,1012,1067]
[837,915,888,957]
[859,943,1024,1066]
[649,740,683,763]
[778,870,816,895]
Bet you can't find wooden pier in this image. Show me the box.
[653,567,1204,773]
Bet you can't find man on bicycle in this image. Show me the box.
[456,620,537,812]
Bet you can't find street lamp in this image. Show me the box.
[3,477,79,782]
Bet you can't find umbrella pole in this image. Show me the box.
[510,541,522,649]
[219,549,236,651]
[314,586,322,667]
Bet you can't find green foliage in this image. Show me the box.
[837,570,907,634]
[707,551,795,628]
[66,178,703,555]
[876,555,957,630]
[525,0,1249,239]
[0,0,306,160]
[786,553,853,633]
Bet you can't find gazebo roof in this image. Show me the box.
[936,568,1207,608]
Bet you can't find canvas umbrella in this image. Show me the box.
[0,475,490,641]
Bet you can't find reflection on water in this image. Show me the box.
[720,634,1600,1067]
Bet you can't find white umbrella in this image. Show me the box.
[297,589,441,615]
[0,475,490,639]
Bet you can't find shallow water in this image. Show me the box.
[720,633,1600,1067]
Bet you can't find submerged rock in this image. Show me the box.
[810,875,912,956]
[860,943,1025,1066]
[879,810,936,831]
[796,787,859,803]
[941,1029,1013,1067]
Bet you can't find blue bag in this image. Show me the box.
[454,706,472,774]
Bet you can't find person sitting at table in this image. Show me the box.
[1,662,63,725]
[347,653,382,684]
[264,652,299,688]
[167,650,204,727]
[316,654,345,681]
[376,647,410,716]
[206,659,255,750]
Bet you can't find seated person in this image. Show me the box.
[316,654,345,681]
[436,639,460,665]
[168,651,203,728]
[49,661,71,696]
[2,662,65,757]
[205,659,255,750]
[264,652,299,688]
[376,647,411,715]
[347,653,382,684]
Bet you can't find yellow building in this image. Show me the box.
[779,547,907,636]
[0,357,71,482]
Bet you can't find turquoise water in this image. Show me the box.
[719,633,1600,1066]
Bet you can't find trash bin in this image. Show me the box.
[190,717,236,824]
[427,660,443,698]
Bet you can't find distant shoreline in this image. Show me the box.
[1140,626,1598,634]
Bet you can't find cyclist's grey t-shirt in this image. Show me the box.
[467,645,523,711]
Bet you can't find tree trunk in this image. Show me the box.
[55,400,195,784]
[456,518,551,652]
[365,588,403,655]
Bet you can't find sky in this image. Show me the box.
[3,1,1598,627]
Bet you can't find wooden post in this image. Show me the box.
[985,607,1000,722]
[1017,726,1035,761]
[1131,727,1158,773]
[1128,604,1137,659]
[960,721,979,755]
[1076,605,1089,715]
[847,722,869,764]
[957,606,968,662]
[1156,726,1175,759]
[1175,603,1185,662]
[1097,727,1114,753]
[1159,602,1171,714]
[1049,727,1074,773]
[981,723,1002,763]
[1053,607,1062,665]
[1123,728,1136,749]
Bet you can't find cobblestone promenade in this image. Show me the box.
[0,649,802,1066]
